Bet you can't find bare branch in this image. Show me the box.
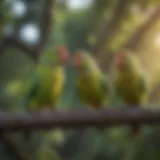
[9,37,36,58]
[99,7,160,71]
[0,36,37,60]
[35,0,54,54]
[91,0,131,55]
[0,108,159,132]
[124,7,160,50]
[1,134,29,160]
[0,0,54,61]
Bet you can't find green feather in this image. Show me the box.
[75,52,110,109]
[25,71,40,111]
[24,47,66,140]
[114,51,148,136]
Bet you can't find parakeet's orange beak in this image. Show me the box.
[57,46,69,65]
[73,51,81,69]
[114,52,124,70]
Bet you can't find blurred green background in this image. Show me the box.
[0,0,160,160]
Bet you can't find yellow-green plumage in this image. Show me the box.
[114,51,148,135]
[114,52,147,105]
[27,66,65,111]
[24,47,67,140]
[115,71,147,105]
[25,48,66,111]
[74,51,109,109]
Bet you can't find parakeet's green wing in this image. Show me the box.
[139,73,148,104]
[24,71,41,140]
[100,76,109,95]
[139,74,147,92]
[25,71,40,111]
[98,75,110,106]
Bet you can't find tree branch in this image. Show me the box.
[0,108,159,132]
[8,37,35,57]
[35,0,54,54]
[0,0,54,61]
[124,7,160,50]
[99,6,160,71]
[91,0,131,55]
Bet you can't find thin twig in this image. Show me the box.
[35,0,54,54]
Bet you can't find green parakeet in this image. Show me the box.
[73,50,110,109]
[113,50,148,136]
[25,46,69,111]
[24,46,69,139]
